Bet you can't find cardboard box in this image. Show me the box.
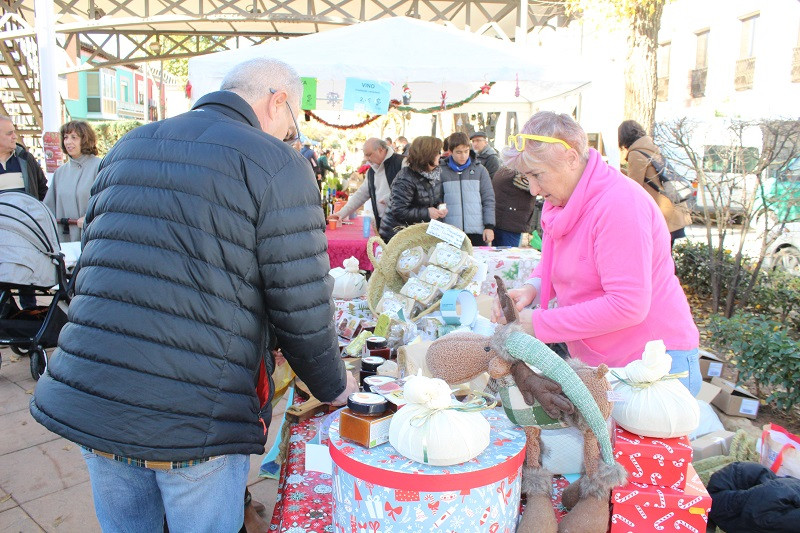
[710,377,760,419]
[690,430,735,461]
[339,406,396,448]
[610,464,711,533]
[696,380,721,404]
[698,349,726,380]
[613,427,692,489]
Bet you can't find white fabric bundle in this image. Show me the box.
[389,375,490,466]
[612,340,700,438]
[330,256,367,299]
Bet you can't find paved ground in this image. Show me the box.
[0,345,282,532]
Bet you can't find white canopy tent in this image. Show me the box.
[189,17,589,109]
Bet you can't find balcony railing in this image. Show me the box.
[734,57,756,91]
[117,101,145,120]
[792,48,800,83]
[690,68,707,98]
[657,76,669,101]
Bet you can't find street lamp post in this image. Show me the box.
[148,40,165,121]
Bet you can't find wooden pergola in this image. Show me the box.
[1,0,569,141]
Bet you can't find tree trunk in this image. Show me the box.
[623,2,664,135]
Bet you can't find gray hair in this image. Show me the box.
[220,58,302,108]
[502,111,589,171]
[0,115,12,124]
[364,138,389,152]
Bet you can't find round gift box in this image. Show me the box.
[329,408,526,532]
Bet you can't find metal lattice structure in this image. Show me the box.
[1,0,569,137]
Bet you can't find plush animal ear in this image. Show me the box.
[495,275,519,324]
[596,364,609,378]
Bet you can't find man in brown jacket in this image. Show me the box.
[619,120,691,247]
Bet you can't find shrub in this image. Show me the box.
[673,240,749,299]
[93,120,144,156]
[706,313,800,411]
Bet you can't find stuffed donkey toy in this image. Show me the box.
[426,276,627,533]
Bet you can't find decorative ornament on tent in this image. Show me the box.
[515,74,520,98]
[326,91,341,107]
[303,83,498,128]
[480,83,492,95]
[440,91,447,110]
[402,83,412,105]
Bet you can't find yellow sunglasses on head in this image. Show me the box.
[508,134,571,152]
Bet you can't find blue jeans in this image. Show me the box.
[666,348,701,397]
[493,228,522,247]
[81,449,249,533]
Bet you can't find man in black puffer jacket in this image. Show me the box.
[31,58,357,532]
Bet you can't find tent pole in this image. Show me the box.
[516,0,529,47]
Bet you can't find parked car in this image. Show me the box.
[763,221,800,274]
[689,145,760,225]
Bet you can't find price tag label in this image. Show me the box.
[426,219,466,248]
[739,398,759,416]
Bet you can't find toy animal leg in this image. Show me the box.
[523,426,542,468]
[560,476,582,510]
[519,463,556,533]
[519,493,558,533]
[557,496,610,533]
[582,431,601,477]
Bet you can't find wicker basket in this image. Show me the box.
[366,223,477,320]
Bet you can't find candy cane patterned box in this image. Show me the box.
[610,464,711,533]
[328,408,526,533]
[613,427,692,490]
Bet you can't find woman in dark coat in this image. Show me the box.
[379,136,448,242]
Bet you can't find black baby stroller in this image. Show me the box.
[0,192,71,379]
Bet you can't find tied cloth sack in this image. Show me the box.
[330,256,367,299]
[759,423,800,478]
[389,374,493,466]
[611,340,699,438]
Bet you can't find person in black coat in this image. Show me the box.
[379,136,448,242]
[30,58,357,532]
[707,461,800,533]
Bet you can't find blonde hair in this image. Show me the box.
[502,111,588,172]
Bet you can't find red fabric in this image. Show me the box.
[326,216,376,271]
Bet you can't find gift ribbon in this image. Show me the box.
[329,413,523,491]
[408,391,498,463]
[611,370,689,390]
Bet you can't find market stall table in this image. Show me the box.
[326,216,376,272]
[269,393,575,532]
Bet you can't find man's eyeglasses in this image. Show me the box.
[508,134,571,152]
[270,88,301,145]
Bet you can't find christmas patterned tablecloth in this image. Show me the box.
[270,396,575,532]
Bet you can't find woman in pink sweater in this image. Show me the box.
[494,112,701,395]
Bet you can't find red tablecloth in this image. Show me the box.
[326,216,376,271]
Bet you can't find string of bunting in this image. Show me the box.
[302,81,496,129]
